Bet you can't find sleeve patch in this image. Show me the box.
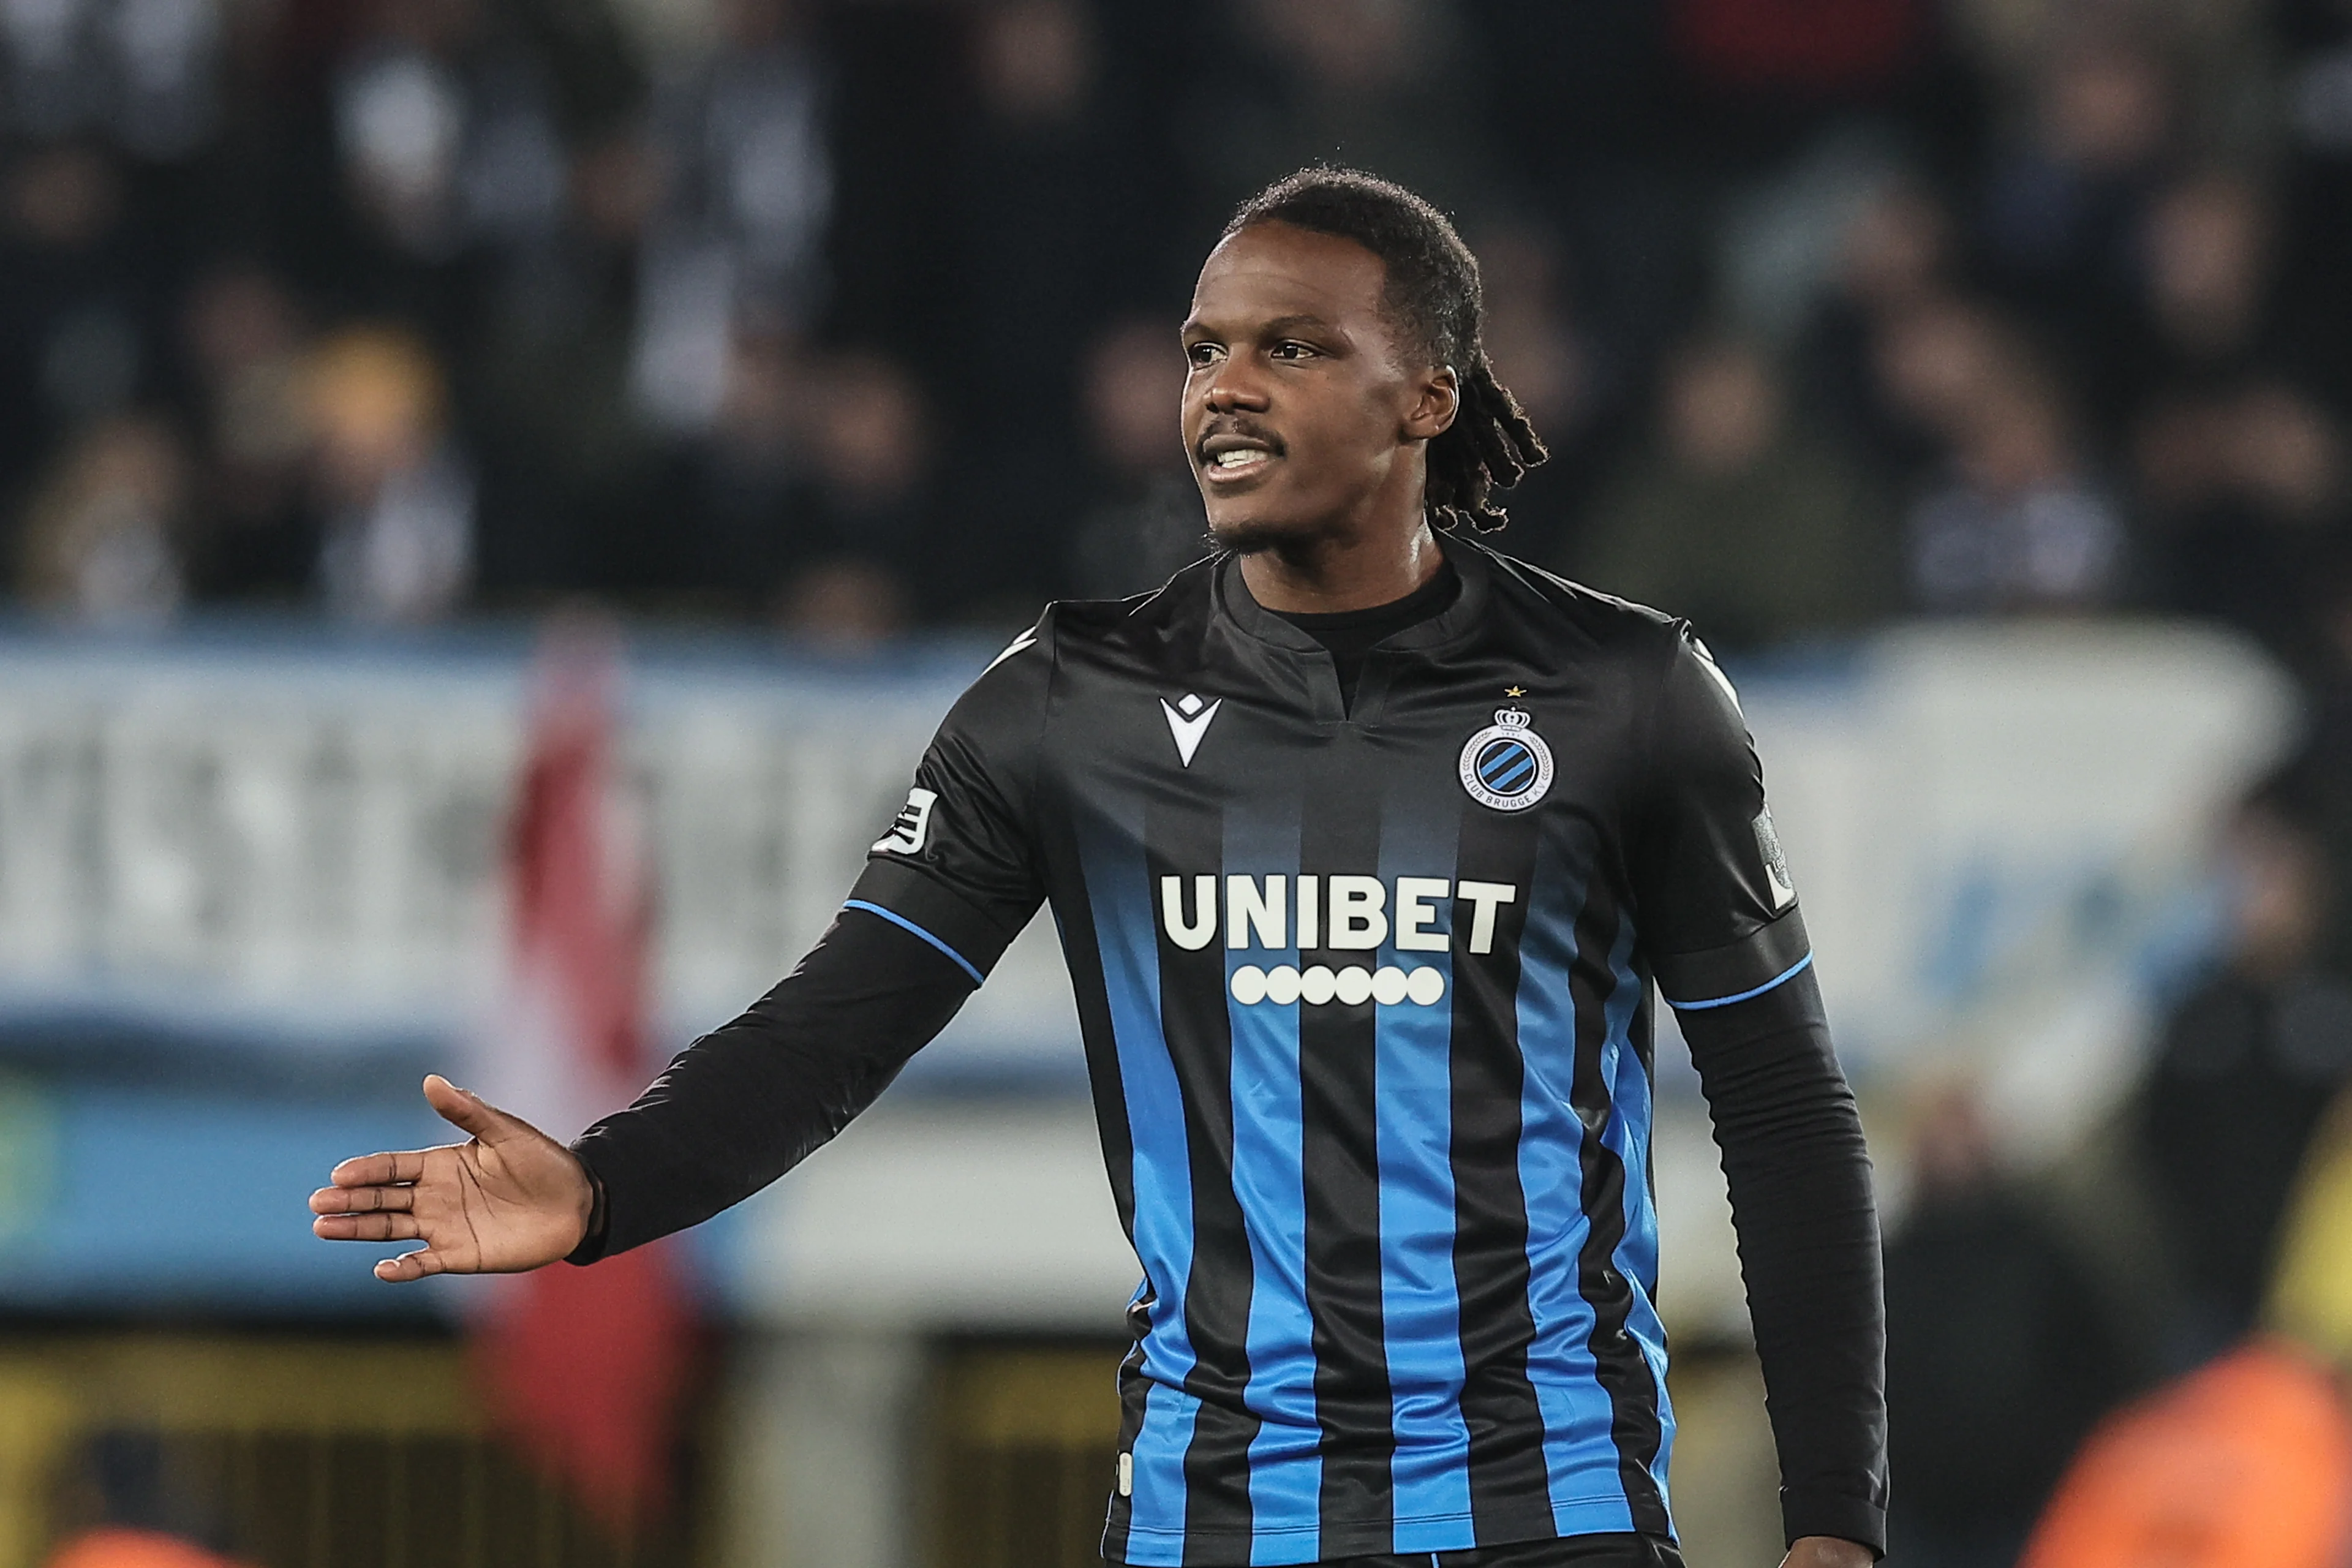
[873,786,938,855]
[1755,810,1796,908]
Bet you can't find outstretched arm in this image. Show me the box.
[319,612,1053,1280]
[567,903,976,1259]
[312,907,976,1278]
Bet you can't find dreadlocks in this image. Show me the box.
[1224,167,1549,532]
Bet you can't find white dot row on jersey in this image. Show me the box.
[1228,964,1447,1008]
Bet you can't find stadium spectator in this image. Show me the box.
[1883,1082,2135,1568]
[306,324,475,623]
[1868,297,2027,469]
[466,118,667,598]
[629,0,829,439]
[0,0,223,160]
[775,557,908,647]
[2137,773,2352,1360]
[670,324,807,606]
[15,413,188,627]
[1068,315,1207,601]
[1571,334,1896,647]
[174,264,316,601]
[1796,181,1968,482]
[1472,221,1605,549]
[1901,336,2125,614]
[926,0,1169,614]
[2280,1,2352,412]
[1185,0,1514,227]
[1977,30,2177,352]
[0,141,172,557]
[2134,379,2346,646]
[2116,171,2350,643]
[781,347,927,622]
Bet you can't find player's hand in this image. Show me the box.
[309,1074,594,1282]
[1781,1537,1875,1568]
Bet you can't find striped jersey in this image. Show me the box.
[846,537,1813,1565]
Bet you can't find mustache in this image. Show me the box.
[1194,416,1286,461]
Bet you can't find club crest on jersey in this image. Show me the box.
[1458,707,1554,812]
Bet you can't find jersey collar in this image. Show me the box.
[1212,527,1495,658]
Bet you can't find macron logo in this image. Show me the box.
[1159,693,1222,766]
[984,627,1038,673]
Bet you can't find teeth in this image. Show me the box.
[1212,448,1267,469]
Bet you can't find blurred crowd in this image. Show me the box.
[0,0,2346,654]
[1883,756,2352,1566]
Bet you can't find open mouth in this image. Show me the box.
[1198,433,1281,482]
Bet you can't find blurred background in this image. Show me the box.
[0,0,2350,1564]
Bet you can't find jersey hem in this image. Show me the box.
[1105,1493,1646,1566]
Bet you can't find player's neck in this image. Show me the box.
[1235,518,1447,614]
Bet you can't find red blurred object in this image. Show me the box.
[2019,1337,2352,1568]
[44,1531,252,1568]
[469,624,694,1537]
[1670,0,1923,92]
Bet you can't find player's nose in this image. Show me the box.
[1202,361,1270,413]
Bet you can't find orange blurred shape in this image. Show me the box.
[44,1529,252,1568]
[2019,1338,2352,1568]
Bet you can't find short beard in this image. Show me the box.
[1206,512,1340,559]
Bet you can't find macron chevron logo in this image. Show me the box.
[1159,693,1221,766]
[984,627,1038,673]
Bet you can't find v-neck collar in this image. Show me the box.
[1214,530,1493,655]
[1211,531,1496,724]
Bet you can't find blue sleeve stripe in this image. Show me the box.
[842,899,986,986]
[1664,951,1813,1011]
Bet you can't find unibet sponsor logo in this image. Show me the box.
[1158,875,1518,1007]
[1231,962,1448,1008]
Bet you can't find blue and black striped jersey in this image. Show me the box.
[845,536,1819,1565]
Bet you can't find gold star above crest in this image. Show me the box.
[1505,685,1526,698]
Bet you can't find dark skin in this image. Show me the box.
[314,219,1873,1568]
[1183,221,1457,612]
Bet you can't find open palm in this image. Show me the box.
[310,1074,595,1282]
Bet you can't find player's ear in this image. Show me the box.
[1404,364,1459,442]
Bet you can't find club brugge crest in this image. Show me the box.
[1459,707,1555,812]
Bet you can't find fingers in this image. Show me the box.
[309,1183,413,1215]
[311,1212,422,1243]
[374,1248,446,1283]
[328,1149,429,1188]
[421,1074,530,1146]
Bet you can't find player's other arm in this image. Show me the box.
[1635,627,1887,1567]
[312,618,1054,1280]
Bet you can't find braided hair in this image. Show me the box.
[1224,167,1549,532]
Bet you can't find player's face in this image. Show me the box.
[1181,223,1457,554]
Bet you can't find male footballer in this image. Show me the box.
[314,168,1885,1568]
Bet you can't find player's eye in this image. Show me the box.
[1185,341,1223,367]
[1270,340,1317,361]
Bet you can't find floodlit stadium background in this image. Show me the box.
[1,1,2350,1565]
